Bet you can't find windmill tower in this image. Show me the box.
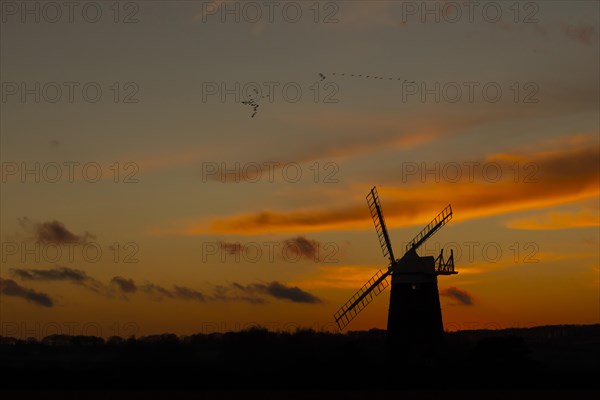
[334,186,457,351]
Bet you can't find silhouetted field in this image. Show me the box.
[1,324,598,396]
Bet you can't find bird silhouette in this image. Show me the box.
[242,98,260,118]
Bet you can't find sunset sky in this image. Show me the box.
[1,1,598,339]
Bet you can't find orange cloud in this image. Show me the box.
[182,144,599,234]
[289,265,385,290]
[505,209,599,230]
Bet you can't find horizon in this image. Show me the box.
[2,322,600,342]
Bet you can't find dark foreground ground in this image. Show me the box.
[1,324,598,398]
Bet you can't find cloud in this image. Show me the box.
[206,205,366,235]
[140,281,320,304]
[290,265,386,289]
[126,74,597,185]
[140,282,206,302]
[283,236,322,261]
[140,283,177,300]
[505,208,599,230]
[110,276,137,293]
[184,144,598,234]
[10,267,105,295]
[18,218,95,244]
[173,286,206,301]
[8,266,320,306]
[260,281,322,304]
[217,237,328,262]
[212,283,267,304]
[0,278,54,307]
[229,281,322,304]
[440,286,474,305]
[35,221,95,244]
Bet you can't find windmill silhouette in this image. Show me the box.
[334,186,457,349]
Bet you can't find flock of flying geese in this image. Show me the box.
[319,72,415,83]
[241,73,416,118]
[241,88,269,118]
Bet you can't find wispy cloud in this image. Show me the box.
[283,236,324,261]
[140,282,206,302]
[224,281,322,304]
[10,266,105,295]
[18,218,95,244]
[181,144,598,234]
[0,278,54,307]
[440,286,474,305]
[505,207,599,230]
[140,280,321,304]
[217,236,331,262]
[212,283,267,304]
[110,276,137,293]
[290,265,384,289]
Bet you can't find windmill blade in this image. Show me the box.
[405,204,452,252]
[333,269,391,330]
[366,187,395,262]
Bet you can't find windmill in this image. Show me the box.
[334,186,457,349]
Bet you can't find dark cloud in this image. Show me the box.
[283,236,322,261]
[219,237,326,262]
[11,266,85,282]
[261,281,322,304]
[110,276,137,293]
[440,287,474,306]
[10,267,105,295]
[8,267,318,306]
[212,283,268,304]
[228,281,322,304]
[34,220,95,244]
[17,218,95,244]
[0,278,54,307]
[140,283,206,302]
[173,286,205,301]
[140,283,176,300]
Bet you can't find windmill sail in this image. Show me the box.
[367,187,395,262]
[405,204,452,252]
[333,269,390,330]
